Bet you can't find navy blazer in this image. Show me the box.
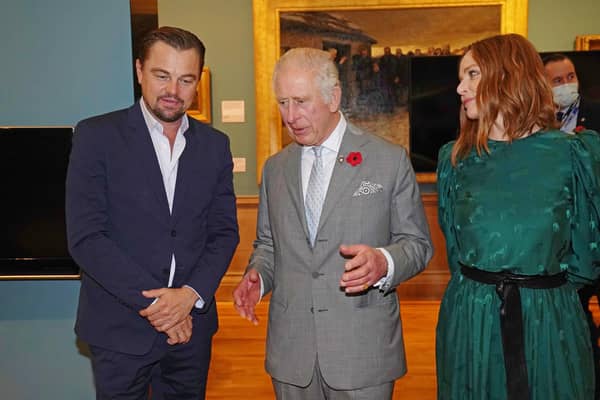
[66,103,239,355]
[579,96,600,132]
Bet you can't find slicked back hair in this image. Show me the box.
[542,52,571,66]
[138,26,205,74]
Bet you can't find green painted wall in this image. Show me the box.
[529,0,600,51]
[159,0,258,195]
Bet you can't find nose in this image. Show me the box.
[165,79,179,96]
[456,79,467,96]
[285,102,299,124]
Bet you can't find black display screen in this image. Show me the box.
[408,50,600,173]
[0,126,79,277]
[408,55,461,172]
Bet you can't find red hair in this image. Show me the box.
[451,34,558,164]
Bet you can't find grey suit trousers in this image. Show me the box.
[272,358,394,400]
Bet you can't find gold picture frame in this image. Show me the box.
[187,66,211,123]
[253,0,528,183]
[575,34,600,51]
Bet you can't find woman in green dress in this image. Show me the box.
[436,33,600,400]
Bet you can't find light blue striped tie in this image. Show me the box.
[305,146,325,247]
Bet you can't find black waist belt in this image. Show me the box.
[459,264,567,400]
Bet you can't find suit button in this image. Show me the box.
[171,230,177,237]
[312,272,321,279]
[310,307,314,314]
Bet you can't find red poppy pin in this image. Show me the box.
[346,152,362,167]
[574,125,586,133]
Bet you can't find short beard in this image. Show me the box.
[152,107,185,123]
[145,98,186,123]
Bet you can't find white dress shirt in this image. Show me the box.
[558,96,580,134]
[140,99,204,308]
[259,114,394,297]
[301,115,394,289]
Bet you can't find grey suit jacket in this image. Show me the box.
[248,123,433,390]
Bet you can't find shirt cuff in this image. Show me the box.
[183,285,205,309]
[373,248,395,291]
[258,273,264,304]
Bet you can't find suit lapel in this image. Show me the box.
[318,126,369,232]
[125,105,170,220]
[171,126,196,223]
[283,143,310,238]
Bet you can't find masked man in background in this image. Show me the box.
[544,52,600,400]
[543,53,600,133]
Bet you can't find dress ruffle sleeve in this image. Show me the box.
[436,141,460,276]
[568,130,600,285]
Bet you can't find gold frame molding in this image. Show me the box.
[253,0,528,183]
[0,273,80,281]
[187,66,212,123]
[575,34,600,51]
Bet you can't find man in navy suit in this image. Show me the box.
[66,26,239,399]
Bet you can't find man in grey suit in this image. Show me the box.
[233,48,432,399]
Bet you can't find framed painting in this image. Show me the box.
[187,66,212,123]
[576,34,600,51]
[253,0,528,182]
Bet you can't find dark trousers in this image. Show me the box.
[89,319,214,400]
[580,281,600,400]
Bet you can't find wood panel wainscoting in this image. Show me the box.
[215,193,450,302]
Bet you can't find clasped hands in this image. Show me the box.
[232,244,388,325]
[139,287,199,345]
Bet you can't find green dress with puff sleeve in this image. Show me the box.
[436,129,600,400]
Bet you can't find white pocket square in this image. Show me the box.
[352,181,384,197]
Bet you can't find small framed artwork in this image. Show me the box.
[575,35,600,51]
[187,66,212,123]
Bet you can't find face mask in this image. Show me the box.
[552,83,579,108]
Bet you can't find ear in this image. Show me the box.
[135,59,143,85]
[328,85,342,112]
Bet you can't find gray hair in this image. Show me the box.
[272,48,340,104]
